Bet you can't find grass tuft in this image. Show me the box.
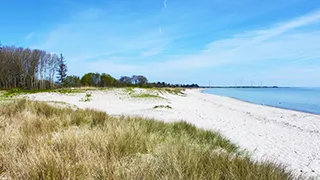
[80,93,92,102]
[125,87,135,95]
[153,105,173,109]
[0,100,296,179]
[163,88,185,95]
[132,93,163,99]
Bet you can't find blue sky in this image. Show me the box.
[1,0,320,86]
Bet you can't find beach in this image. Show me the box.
[24,88,320,178]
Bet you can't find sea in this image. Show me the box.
[203,87,320,115]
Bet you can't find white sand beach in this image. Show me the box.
[24,88,320,178]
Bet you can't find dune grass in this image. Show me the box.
[2,88,83,98]
[0,100,295,179]
[148,88,185,96]
[131,93,163,99]
[1,87,115,98]
[163,88,185,95]
[154,105,173,109]
[125,87,135,95]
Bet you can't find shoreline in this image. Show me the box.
[22,88,320,178]
[200,88,320,116]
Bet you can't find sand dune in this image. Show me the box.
[24,88,320,178]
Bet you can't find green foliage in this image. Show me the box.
[80,73,101,86]
[100,73,118,87]
[0,100,296,179]
[153,105,173,109]
[64,75,81,87]
[56,54,68,85]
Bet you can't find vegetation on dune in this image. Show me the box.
[131,93,163,99]
[154,105,173,109]
[0,100,295,179]
[125,87,135,95]
[1,88,85,98]
[153,88,185,95]
[80,93,92,102]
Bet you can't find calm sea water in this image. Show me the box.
[203,87,320,115]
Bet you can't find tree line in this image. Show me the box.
[64,73,199,88]
[0,42,67,90]
[0,42,199,90]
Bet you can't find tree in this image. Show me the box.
[65,75,81,87]
[0,43,60,90]
[119,76,132,86]
[80,72,100,87]
[56,53,67,86]
[136,75,148,85]
[131,75,148,86]
[100,73,118,87]
[81,73,94,86]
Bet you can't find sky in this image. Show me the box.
[0,0,320,86]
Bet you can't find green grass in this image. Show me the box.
[2,88,55,97]
[2,88,84,98]
[163,88,185,95]
[154,105,173,109]
[0,100,296,179]
[132,93,164,99]
[148,88,185,96]
[125,87,135,95]
[1,87,115,98]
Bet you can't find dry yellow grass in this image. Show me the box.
[0,100,295,179]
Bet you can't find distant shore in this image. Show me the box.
[22,88,320,178]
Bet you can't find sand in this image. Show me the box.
[23,88,320,178]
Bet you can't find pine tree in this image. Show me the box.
[56,53,67,86]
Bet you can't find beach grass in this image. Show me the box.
[163,88,185,95]
[131,93,164,99]
[125,87,135,95]
[1,87,116,98]
[148,88,185,95]
[2,88,82,97]
[0,100,294,179]
[154,105,173,109]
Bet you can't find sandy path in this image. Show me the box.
[25,88,320,178]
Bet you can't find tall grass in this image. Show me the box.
[0,100,295,179]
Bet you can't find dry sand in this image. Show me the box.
[24,88,320,178]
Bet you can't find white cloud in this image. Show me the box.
[164,0,167,8]
[154,10,320,70]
